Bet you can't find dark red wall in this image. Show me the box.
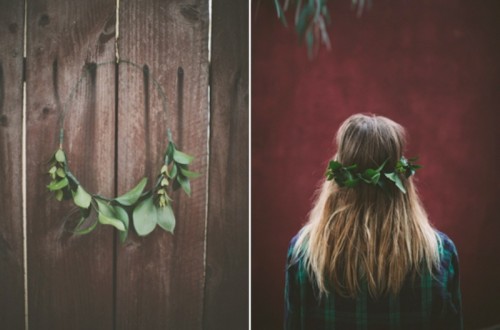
[252,1,500,329]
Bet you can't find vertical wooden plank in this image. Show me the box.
[26,1,116,328]
[0,1,25,328]
[203,0,249,328]
[115,0,209,328]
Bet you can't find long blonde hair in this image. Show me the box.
[293,114,439,299]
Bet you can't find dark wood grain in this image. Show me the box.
[25,1,116,328]
[115,0,210,328]
[0,1,25,328]
[203,0,249,328]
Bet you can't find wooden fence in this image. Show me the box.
[0,0,248,329]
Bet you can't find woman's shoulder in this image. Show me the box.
[434,229,459,256]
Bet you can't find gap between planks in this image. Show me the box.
[22,0,28,329]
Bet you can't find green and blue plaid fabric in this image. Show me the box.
[285,231,462,329]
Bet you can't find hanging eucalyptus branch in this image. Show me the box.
[47,129,199,242]
[273,0,372,57]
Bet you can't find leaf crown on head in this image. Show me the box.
[325,156,421,194]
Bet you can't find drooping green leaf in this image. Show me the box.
[55,149,66,163]
[274,0,288,26]
[98,212,126,231]
[157,204,175,234]
[328,160,342,171]
[180,168,200,179]
[55,190,64,201]
[161,164,168,175]
[169,164,178,178]
[74,217,98,235]
[165,142,174,164]
[114,177,148,206]
[113,205,129,243]
[47,177,69,191]
[374,159,388,173]
[49,166,57,175]
[73,185,92,209]
[173,149,194,165]
[56,168,66,178]
[177,175,191,196]
[96,199,126,231]
[133,196,157,236]
[384,172,406,193]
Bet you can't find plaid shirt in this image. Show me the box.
[284,231,462,329]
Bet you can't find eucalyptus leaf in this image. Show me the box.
[133,196,157,236]
[165,143,174,164]
[384,173,406,193]
[98,211,126,231]
[114,177,148,206]
[74,217,98,235]
[180,168,200,179]
[274,0,288,26]
[55,149,66,163]
[328,160,342,171]
[169,164,178,178]
[56,168,66,178]
[55,190,64,201]
[73,185,92,209]
[47,177,69,191]
[96,199,126,231]
[177,175,191,196]
[113,205,129,243]
[157,204,175,234]
[173,149,194,165]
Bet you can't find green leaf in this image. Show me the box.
[132,196,157,236]
[73,185,92,209]
[180,168,200,179]
[165,142,174,164]
[177,175,191,196]
[74,217,98,235]
[374,159,388,173]
[157,204,175,234]
[114,206,129,243]
[47,177,69,191]
[114,177,148,206]
[56,168,66,178]
[384,172,406,193]
[274,0,288,26]
[173,149,194,165]
[328,160,342,171]
[98,211,126,231]
[49,166,57,175]
[55,149,66,163]
[96,199,126,231]
[169,164,178,178]
[55,190,64,201]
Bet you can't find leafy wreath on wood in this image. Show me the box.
[47,61,198,241]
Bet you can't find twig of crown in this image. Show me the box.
[325,157,421,194]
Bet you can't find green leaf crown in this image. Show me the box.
[47,129,199,241]
[325,157,421,194]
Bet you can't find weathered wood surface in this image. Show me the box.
[0,0,25,329]
[25,0,116,328]
[115,0,210,329]
[204,0,249,328]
